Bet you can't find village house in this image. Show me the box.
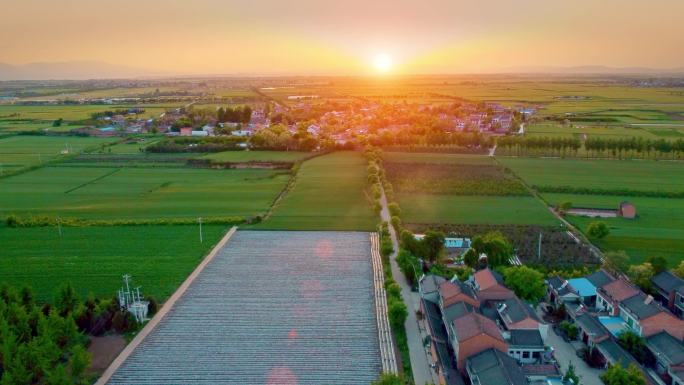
[651,271,684,318]
[465,348,527,385]
[467,269,516,301]
[619,293,684,339]
[504,329,546,364]
[596,278,641,316]
[450,312,508,372]
[494,297,548,338]
[574,313,610,347]
[646,331,684,385]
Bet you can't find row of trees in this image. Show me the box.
[249,124,318,151]
[0,282,158,384]
[1,283,90,384]
[217,106,252,124]
[498,135,684,159]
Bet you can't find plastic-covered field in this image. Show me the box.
[108,231,381,384]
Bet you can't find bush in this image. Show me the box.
[560,320,579,340]
[147,296,159,315]
[587,221,610,239]
[390,216,402,231]
[388,298,408,330]
[388,202,401,217]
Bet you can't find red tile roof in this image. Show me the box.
[600,279,640,302]
[453,312,504,343]
[474,269,498,291]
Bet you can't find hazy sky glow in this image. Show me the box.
[2,0,683,75]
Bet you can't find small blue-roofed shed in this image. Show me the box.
[568,278,597,302]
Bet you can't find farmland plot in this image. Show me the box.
[107,231,381,385]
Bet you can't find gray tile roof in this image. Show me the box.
[621,293,662,320]
[586,270,615,289]
[646,332,684,366]
[443,301,474,325]
[498,297,541,325]
[652,271,684,294]
[421,274,447,296]
[575,313,609,338]
[466,348,527,385]
[596,339,637,368]
[509,329,544,348]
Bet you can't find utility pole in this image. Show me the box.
[198,217,203,243]
[538,232,542,260]
[57,216,63,239]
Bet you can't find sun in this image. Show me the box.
[373,53,393,73]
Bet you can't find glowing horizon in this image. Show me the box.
[1,0,683,77]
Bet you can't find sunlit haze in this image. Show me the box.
[2,0,684,77]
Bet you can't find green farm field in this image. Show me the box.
[543,193,684,266]
[0,165,290,220]
[383,151,558,226]
[382,151,496,165]
[254,151,376,230]
[525,122,683,140]
[202,150,312,163]
[500,156,684,264]
[396,193,559,226]
[0,224,228,302]
[499,157,684,194]
[0,135,118,173]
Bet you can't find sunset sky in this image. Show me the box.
[2,0,683,76]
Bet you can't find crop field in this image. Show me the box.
[397,194,558,226]
[383,152,557,226]
[0,135,118,173]
[255,152,376,230]
[500,156,684,264]
[201,150,312,163]
[0,224,229,302]
[499,157,684,195]
[544,193,684,266]
[525,123,682,140]
[106,231,381,384]
[0,104,183,132]
[0,165,290,219]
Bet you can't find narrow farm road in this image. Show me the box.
[379,189,437,385]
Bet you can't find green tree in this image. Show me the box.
[604,250,630,273]
[559,201,573,214]
[387,202,401,217]
[68,345,90,383]
[388,299,408,330]
[587,221,610,239]
[600,363,646,385]
[422,230,445,263]
[471,231,513,267]
[646,256,667,274]
[54,282,79,316]
[617,330,650,364]
[463,249,479,269]
[563,361,580,385]
[627,263,655,293]
[674,260,684,278]
[503,266,546,303]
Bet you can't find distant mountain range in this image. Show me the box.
[1,61,684,81]
[0,61,164,81]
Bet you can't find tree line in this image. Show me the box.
[217,106,252,124]
[0,282,157,384]
[498,135,684,159]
